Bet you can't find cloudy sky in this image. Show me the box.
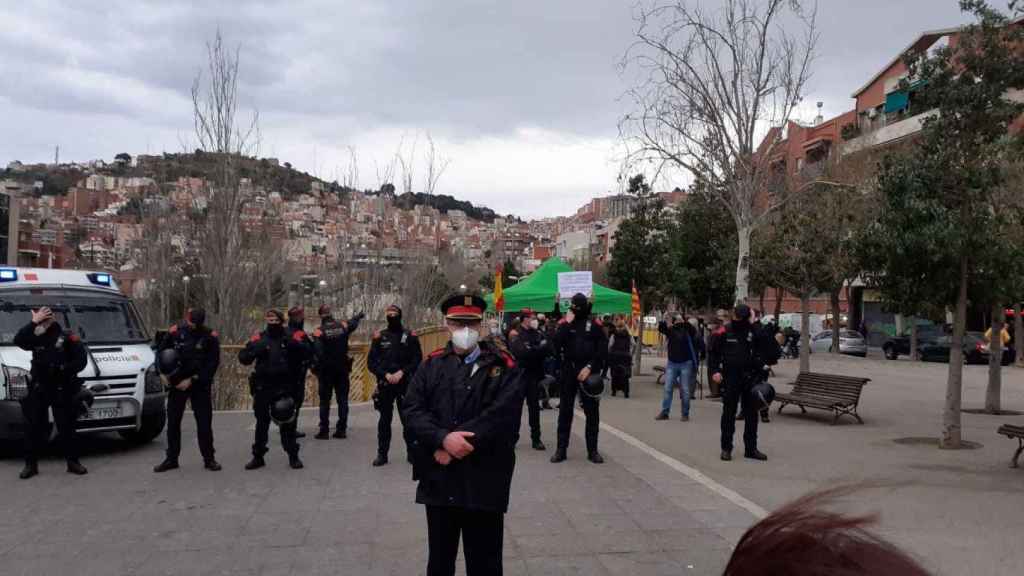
[0,1,977,218]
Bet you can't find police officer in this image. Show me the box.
[508,308,547,451]
[402,292,524,576]
[311,305,364,439]
[550,293,608,464]
[14,307,89,479]
[709,303,775,462]
[154,308,222,472]
[367,304,422,466]
[285,307,313,438]
[239,309,304,470]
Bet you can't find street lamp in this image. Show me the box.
[182,275,190,314]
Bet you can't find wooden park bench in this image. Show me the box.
[775,372,870,425]
[997,424,1024,469]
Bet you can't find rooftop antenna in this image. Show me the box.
[814,102,824,126]
[54,145,59,166]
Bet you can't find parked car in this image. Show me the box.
[918,332,1014,365]
[810,330,868,357]
[882,325,945,360]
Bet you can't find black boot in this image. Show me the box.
[153,459,179,473]
[550,449,567,463]
[295,431,307,439]
[204,459,222,471]
[19,462,38,480]
[372,454,388,467]
[66,459,88,475]
[333,428,347,439]
[532,439,546,451]
[744,449,768,461]
[315,428,330,440]
[245,455,266,470]
[720,450,732,461]
[587,451,605,464]
[289,453,304,469]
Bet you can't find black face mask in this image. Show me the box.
[571,305,590,321]
[387,316,403,331]
[267,324,285,337]
[288,319,304,331]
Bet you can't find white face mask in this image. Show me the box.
[451,327,480,351]
[528,319,539,330]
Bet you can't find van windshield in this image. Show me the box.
[0,292,149,345]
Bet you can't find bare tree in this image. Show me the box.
[621,0,817,302]
[341,145,360,191]
[396,134,419,195]
[422,133,451,195]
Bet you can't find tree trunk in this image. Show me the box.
[985,301,1003,413]
[940,256,968,449]
[633,297,643,376]
[773,287,783,319]
[799,295,811,374]
[1015,302,1023,367]
[758,290,766,317]
[830,289,841,355]
[735,225,752,304]
[909,319,918,361]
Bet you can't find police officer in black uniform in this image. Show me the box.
[508,308,548,451]
[285,307,313,438]
[550,293,608,464]
[368,304,422,466]
[14,306,89,479]
[154,308,222,472]
[239,309,304,470]
[708,303,775,462]
[312,304,364,439]
[402,292,524,576]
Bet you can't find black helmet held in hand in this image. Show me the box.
[158,348,181,377]
[751,380,776,410]
[580,372,605,398]
[270,394,297,425]
[74,387,95,418]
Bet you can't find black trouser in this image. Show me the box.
[166,381,214,462]
[21,387,78,464]
[318,368,350,432]
[516,372,542,443]
[252,388,299,457]
[720,377,758,453]
[425,505,504,576]
[376,382,411,457]
[291,370,307,426]
[610,361,630,396]
[556,375,599,454]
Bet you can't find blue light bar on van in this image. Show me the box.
[0,269,17,282]
[87,273,112,286]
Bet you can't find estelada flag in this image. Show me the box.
[631,279,641,331]
[494,265,504,313]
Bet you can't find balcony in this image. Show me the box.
[841,110,938,156]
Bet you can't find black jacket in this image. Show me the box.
[368,327,422,387]
[708,321,780,386]
[157,322,221,386]
[509,327,550,379]
[312,316,361,373]
[402,341,524,513]
[555,317,608,378]
[608,327,633,363]
[14,321,88,395]
[658,321,702,365]
[238,329,302,394]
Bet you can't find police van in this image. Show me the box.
[0,267,166,443]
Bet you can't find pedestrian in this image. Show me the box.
[311,305,364,440]
[550,293,608,464]
[14,307,89,479]
[402,291,524,576]
[709,303,777,462]
[508,308,548,451]
[608,315,633,398]
[656,312,700,421]
[368,304,423,466]
[153,308,222,473]
[238,309,304,470]
[285,307,313,439]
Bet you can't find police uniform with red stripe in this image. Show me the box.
[312,305,364,438]
[401,293,525,576]
[14,318,89,476]
[367,305,422,464]
[155,309,221,470]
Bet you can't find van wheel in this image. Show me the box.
[119,411,166,444]
[884,345,898,360]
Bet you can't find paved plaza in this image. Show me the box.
[2,353,1023,575]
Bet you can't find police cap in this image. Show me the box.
[734,303,752,321]
[441,292,487,320]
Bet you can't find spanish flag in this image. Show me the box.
[494,264,504,313]
[631,279,641,330]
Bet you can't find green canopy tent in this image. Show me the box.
[485,258,632,315]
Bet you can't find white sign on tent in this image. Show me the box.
[557,271,593,299]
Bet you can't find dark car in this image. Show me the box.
[918,332,1014,365]
[882,325,945,360]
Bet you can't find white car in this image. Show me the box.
[0,267,165,442]
[810,330,868,357]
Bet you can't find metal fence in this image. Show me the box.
[214,326,448,410]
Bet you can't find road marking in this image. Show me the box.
[577,408,768,519]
